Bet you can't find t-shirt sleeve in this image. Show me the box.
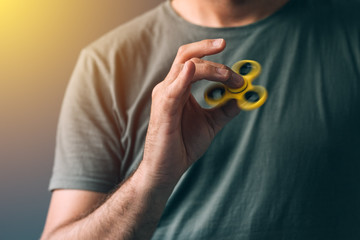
[49,48,122,193]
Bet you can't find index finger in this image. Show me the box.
[173,39,226,64]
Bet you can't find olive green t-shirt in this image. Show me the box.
[50,0,360,239]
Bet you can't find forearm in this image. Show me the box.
[42,166,175,240]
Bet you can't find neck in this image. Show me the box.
[171,0,290,28]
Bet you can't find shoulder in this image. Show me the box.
[82,2,172,61]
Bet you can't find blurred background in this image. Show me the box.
[0,0,163,238]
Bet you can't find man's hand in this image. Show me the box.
[141,39,244,187]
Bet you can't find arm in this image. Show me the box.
[41,39,244,240]
[41,171,174,240]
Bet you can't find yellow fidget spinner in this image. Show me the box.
[204,60,268,111]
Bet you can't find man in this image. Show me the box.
[42,0,360,239]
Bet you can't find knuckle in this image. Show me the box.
[177,45,187,56]
[151,83,162,98]
[219,64,229,70]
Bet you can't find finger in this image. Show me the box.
[190,61,244,89]
[168,60,244,99]
[173,39,226,64]
[207,99,241,134]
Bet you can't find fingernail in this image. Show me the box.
[212,38,224,47]
[232,72,244,87]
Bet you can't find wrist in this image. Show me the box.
[133,160,181,195]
